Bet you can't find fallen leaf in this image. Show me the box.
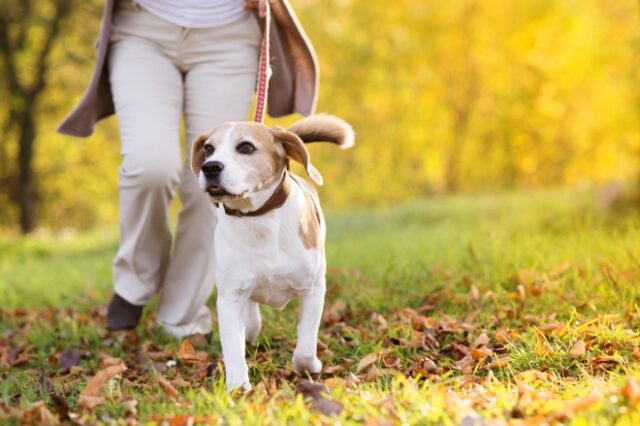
[365,364,379,381]
[98,353,123,368]
[36,370,70,421]
[58,348,81,373]
[381,353,400,369]
[472,332,490,349]
[469,285,480,301]
[356,351,378,373]
[471,347,493,360]
[38,405,60,426]
[324,364,344,375]
[78,360,126,409]
[296,380,343,416]
[121,398,138,415]
[622,376,640,408]
[178,339,196,358]
[419,357,439,374]
[571,340,586,358]
[346,372,360,387]
[552,393,600,420]
[177,339,208,363]
[322,300,347,325]
[156,374,181,401]
[21,402,60,426]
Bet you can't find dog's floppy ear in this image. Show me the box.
[271,128,323,185]
[190,131,211,176]
[287,113,355,148]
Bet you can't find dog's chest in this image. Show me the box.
[215,210,321,309]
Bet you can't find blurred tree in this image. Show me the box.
[0,0,638,233]
[0,0,72,234]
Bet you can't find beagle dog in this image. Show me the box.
[190,114,354,391]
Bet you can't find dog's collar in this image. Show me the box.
[223,173,291,218]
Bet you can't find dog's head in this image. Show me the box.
[191,114,354,202]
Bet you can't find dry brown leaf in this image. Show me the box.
[296,380,344,416]
[156,374,181,400]
[356,351,379,373]
[324,364,344,375]
[571,340,586,358]
[622,376,640,408]
[77,360,126,408]
[177,339,208,363]
[178,339,196,358]
[322,300,347,325]
[469,284,480,301]
[471,347,493,360]
[421,357,439,374]
[365,364,379,381]
[381,353,400,369]
[38,405,60,426]
[58,348,81,373]
[552,394,600,420]
[346,372,361,387]
[472,332,490,349]
[77,395,105,410]
[98,353,123,368]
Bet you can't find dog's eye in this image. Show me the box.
[236,141,256,155]
[204,144,214,156]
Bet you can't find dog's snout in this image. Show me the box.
[202,161,224,178]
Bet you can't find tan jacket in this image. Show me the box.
[57,0,318,137]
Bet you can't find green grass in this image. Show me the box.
[1,188,640,424]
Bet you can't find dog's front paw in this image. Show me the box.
[293,354,322,376]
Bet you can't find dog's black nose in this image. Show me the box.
[202,161,224,178]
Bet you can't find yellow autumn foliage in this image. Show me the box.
[0,0,638,230]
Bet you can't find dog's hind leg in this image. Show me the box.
[243,301,262,345]
[293,283,325,375]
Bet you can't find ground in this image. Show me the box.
[1,188,640,425]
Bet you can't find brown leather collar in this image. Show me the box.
[223,173,291,218]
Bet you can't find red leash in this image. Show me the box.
[254,2,272,123]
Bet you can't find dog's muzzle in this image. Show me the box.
[201,161,227,196]
[202,161,224,180]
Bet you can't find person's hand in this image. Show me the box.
[244,0,276,18]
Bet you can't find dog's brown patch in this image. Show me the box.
[190,131,212,175]
[271,128,323,185]
[241,125,286,185]
[295,180,320,249]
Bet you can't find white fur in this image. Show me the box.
[214,180,326,391]
[192,118,351,392]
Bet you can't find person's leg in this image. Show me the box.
[156,12,261,337]
[107,11,184,327]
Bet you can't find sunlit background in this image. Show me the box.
[1,0,638,234]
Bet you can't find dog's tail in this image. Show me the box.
[288,114,355,149]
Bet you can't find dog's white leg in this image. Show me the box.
[293,283,325,375]
[216,296,251,391]
[243,301,262,345]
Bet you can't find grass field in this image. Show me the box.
[1,188,640,425]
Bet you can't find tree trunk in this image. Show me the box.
[18,107,36,234]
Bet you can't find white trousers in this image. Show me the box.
[108,2,260,337]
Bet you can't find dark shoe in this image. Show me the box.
[107,293,144,330]
[185,332,212,347]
